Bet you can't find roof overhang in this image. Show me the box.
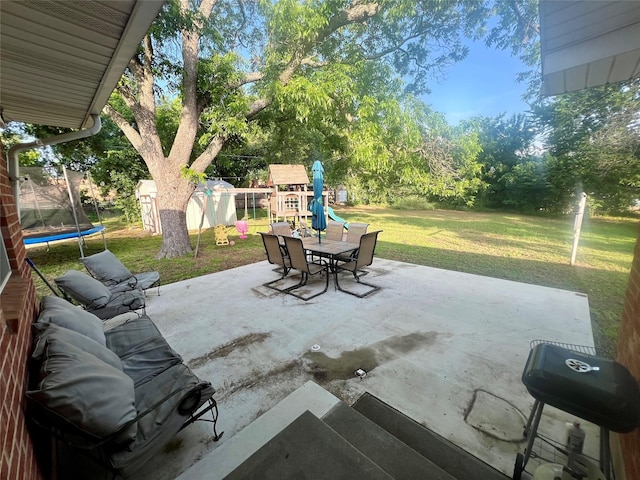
[0,0,165,129]
[540,0,640,96]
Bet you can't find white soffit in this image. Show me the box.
[0,0,164,129]
[540,0,640,96]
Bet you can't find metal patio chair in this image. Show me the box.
[325,220,345,241]
[54,270,146,320]
[80,249,160,296]
[270,221,292,238]
[345,222,369,243]
[334,230,382,298]
[336,222,369,263]
[259,232,293,292]
[297,220,313,238]
[282,236,329,301]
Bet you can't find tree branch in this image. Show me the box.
[246,98,272,120]
[103,105,143,152]
[130,35,163,156]
[324,2,383,33]
[301,57,327,68]
[509,0,539,40]
[191,136,225,173]
[127,55,144,80]
[234,71,264,88]
[143,35,154,74]
[116,84,138,110]
[169,0,218,162]
[278,2,385,85]
[239,2,386,123]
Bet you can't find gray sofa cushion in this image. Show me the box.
[55,270,112,308]
[80,250,134,285]
[88,290,146,320]
[105,316,182,385]
[38,298,106,346]
[105,315,166,357]
[109,364,212,476]
[40,295,79,311]
[27,340,137,446]
[133,271,160,290]
[28,311,218,478]
[32,322,122,370]
[108,271,161,293]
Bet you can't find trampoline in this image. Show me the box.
[19,166,106,255]
[23,225,105,245]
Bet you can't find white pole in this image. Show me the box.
[26,175,46,228]
[570,193,587,266]
[86,171,107,250]
[194,189,210,258]
[63,165,85,258]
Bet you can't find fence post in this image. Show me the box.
[570,192,587,266]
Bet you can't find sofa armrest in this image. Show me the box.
[27,381,214,451]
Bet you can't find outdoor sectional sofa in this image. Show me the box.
[26,295,221,478]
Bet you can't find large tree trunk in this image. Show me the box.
[154,171,196,259]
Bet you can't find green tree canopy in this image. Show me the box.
[104,0,499,257]
[533,78,640,213]
[462,113,541,210]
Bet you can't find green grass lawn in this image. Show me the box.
[26,206,637,357]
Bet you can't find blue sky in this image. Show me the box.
[424,38,532,125]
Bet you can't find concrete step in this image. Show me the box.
[178,381,343,480]
[323,402,456,480]
[225,410,394,480]
[353,392,510,480]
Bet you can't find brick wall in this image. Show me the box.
[617,222,640,480]
[0,141,43,479]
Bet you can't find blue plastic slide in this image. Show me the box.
[327,206,349,229]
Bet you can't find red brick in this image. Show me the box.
[1,454,10,480]
[3,413,14,459]
[9,450,19,480]
[616,223,640,480]
[0,142,44,480]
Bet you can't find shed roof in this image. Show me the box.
[267,165,309,186]
[195,179,236,192]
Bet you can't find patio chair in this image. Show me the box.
[282,236,329,301]
[270,221,292,238]
[346,223,369,243]
[80,249,160,296]
[325,220,345,241]
[335,222,369,263]
[298,220,313,238]
[334,230,382,298]
[259,232,292,291]
[54,270,146,320]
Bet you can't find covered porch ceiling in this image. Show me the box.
[540,0,640,96]
[2,1,640,127]
[0,0,165,130]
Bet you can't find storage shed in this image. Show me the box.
[136,179,237,234]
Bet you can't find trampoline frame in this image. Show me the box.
[23,225,105,245]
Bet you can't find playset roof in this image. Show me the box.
[267,165,309,186]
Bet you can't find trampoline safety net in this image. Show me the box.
[20,167,96,242]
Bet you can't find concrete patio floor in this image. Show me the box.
[133,258,597,479]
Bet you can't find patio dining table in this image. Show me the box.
[301,237,359,285]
